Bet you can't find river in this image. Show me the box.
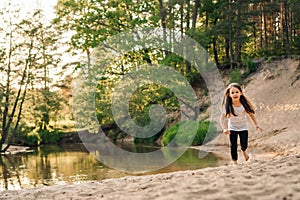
[0,143,221,190]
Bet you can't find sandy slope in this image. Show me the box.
[1,58,300,200]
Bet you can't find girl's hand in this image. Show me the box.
[256,125,263,132]
[223,129,230,135]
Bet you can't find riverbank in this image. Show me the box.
[1,145,299,200]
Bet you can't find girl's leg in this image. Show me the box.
[239,130,249,161]
[229,131,238,162]
[242,151,249,161]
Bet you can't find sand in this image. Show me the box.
[0,148,299,200]
[1,58,299,199]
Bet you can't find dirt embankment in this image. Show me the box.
[207,58,300,156]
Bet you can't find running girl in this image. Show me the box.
[220,83,263,165]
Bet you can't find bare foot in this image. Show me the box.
[242,151,249,161]
[232,160,238,165]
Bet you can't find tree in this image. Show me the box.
[31,11,64,132]
[0,5,39,151]
[0,3,65,151]
[54,0,158,72]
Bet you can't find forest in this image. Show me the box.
[0,0,299,152]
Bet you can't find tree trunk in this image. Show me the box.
[225,38,230,63]
[86,48,91,77]
[259,2,263,49]
[1,31,13,148]
[234,0,242,65]
[280,2,284,49]
[191,0,200,29]
[180,1,184,37]
[212,36,219,66]
[186,0,190,31]
[3,74,29,152]
[284,0,291,56]
[158,0,168,56]
[0,35,33,152]
[212,18,219,66]
[263,4,268,49]
[253,22,257,51]
[158,0,167,41]
[228,0,234,67]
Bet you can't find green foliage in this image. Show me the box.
[95,82,114,126]
[161,122,180,146]
[229,69,242,84]
[32,89,65,131]
[107,130,118,142]
[293,36,300,53]
[54,0,158,52]
[161,53,184,69]
[188,28,211,50]
[51,0,299,148]
[129,84,179,145]
[130,84,179,124]
[161,121,217,146]
[38,129,62,144]
[12,122,37,146]
[24,135,39,146]
[246,59,257,74]
[0,4,68,151]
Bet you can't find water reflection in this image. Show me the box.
[0,144,220,190]
[0,144,130,190]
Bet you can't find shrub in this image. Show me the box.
[161,120,217,146]
[108,130,118,141]
[38,129,62,144]
[246,59,257,73]
[230,69,242,83]
[24,134,39,146]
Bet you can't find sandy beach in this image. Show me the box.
[1,59,299,199]
[0,147,299,200]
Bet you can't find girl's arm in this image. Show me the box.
[248,113,263,132]
[220,113,230,134]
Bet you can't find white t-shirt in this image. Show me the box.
[223,105,248,131]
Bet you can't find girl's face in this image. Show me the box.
[229,87,242,101]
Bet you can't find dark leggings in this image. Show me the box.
[229,130,248,161]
